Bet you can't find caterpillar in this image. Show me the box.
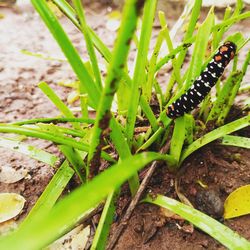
[166,41,237,118]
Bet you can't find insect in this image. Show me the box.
[166,41,237,118]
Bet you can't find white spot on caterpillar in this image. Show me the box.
[190,91,194,95]
[204,74,207,78]
[197,91,202,97]
[210,65,214,69]
[211,73,216,78]
[197,76,202,80]
[204,82,210,88]
[184,96,187,101]
[218,63,222,68]
[190,99,194,103]
[176,109,180,113]
[224,54,229,58]
[183,104,187,109]
[177,102,180,106]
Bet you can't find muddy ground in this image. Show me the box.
[0,1,249,249]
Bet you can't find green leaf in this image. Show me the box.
[224,185,250,219]
[144,194,250,249]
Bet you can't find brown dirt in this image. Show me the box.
[0,1,249,250]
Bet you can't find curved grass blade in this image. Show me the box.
[144,194,250,249]
[73,0,102,90]
[125,0,157,147]
[0,152,169,250]
[180,115,250,164]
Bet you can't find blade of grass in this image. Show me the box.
[140,95,159,132]
[175,0,202,70]
[59,145,86,182]
[184,7,214,89]
[213,6,232,50]
[0,136,57,166]
[144,28,165,101]
[0,152,169,250]
[180,115,250,164]
[213,11,250,34]
[31,0,100,109]
[144,194,250,249]
[126,0,157,147]
[159,11,182,88]
[36,123,86,138]
[38,81,81,130]
[90,190,119,250]
[12,117,94,126]
[221,135,250,149]
[73,0,102,90]
[184,114,195,145]
[169,116,186,165]
[110,118,139,195]
[156,40,193,72]
[20,160,74,228]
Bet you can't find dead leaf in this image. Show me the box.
[224,184,250,219]
[0,165,28,183]
[0,193,26,223]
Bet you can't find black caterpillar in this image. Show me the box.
[166,41,237,118]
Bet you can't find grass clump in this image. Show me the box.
[0,0,249,249]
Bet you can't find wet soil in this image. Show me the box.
[0,1,249,249]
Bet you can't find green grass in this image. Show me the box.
[0,0,250,249]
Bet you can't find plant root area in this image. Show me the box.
[0,2,249,249]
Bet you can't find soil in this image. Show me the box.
[0,1,249,250]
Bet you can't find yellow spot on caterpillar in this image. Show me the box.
[220,46,228,53]
[215,55,222,62]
